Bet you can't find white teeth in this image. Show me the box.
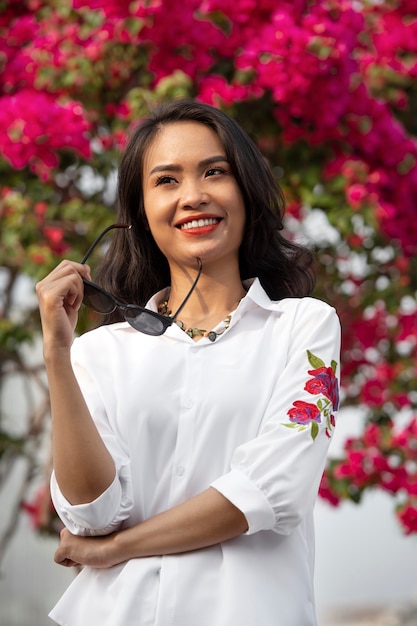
[180,218,219,229]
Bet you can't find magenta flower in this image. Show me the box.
[397,503,417,535]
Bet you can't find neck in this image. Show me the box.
[166,262,246,327]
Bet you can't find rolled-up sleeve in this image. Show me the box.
[51,471,128,535]
[211,299,341,536]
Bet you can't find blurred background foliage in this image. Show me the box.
[1,0,417,559]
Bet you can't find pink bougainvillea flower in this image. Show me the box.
[0,90,91,176]
[318,472,340,507]
[397,502,417,535]
[43,226,64,246]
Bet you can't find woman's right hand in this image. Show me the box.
[36,261,91,355]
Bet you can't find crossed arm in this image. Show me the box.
[55,487,248,568]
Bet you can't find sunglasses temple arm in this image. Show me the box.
[171,258,203,322]
[81,224,132,265]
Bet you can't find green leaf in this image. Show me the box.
[311,421,319,441]
[307,350,325,369]
[397,153,416,175]
[331,360,338,374]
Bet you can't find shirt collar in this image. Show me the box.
[146,287,170,313]
[240,277,284,313]
[146,278,283,315]
[111,279,284,337]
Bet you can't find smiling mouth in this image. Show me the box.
[178,218,221,230]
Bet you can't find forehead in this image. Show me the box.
[143,121,225,171]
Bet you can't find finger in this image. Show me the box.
[40,260,91,282]
[56,557,80,568]
[37,263,89,311]
[64,286,83,311]
[36,262,91,301]
[54,545,76,567]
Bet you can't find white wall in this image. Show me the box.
[315,495,417,618]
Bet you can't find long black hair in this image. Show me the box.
[95,100,315,308]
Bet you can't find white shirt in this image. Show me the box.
[49,278,341,626]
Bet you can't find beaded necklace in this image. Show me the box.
[157,300,232,342]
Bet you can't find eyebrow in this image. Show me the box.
[149,155,229,176]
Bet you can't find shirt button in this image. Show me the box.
[176,466,185,477]
[184,399,193,409]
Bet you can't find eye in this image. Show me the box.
[155,175,177,186]
[205,167,228,177]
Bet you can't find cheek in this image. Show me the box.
[143,210,172,250]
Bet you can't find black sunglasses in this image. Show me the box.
[81,224,202,336]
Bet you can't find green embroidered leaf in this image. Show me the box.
[311,421,319,440]
[331,359,338,374]
[317,398,324,411]
[307,350,325,369]
[283,423,307,432]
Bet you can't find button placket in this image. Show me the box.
[168,345,200,503]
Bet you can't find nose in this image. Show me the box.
[179,177,209,209]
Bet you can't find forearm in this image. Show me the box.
[46,349,115,505]
[37,261,115,504]
[55,487,248,568]
[109,487,248,562]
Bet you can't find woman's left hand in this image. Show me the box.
[55,527,119,569]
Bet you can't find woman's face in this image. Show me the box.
[141,121,246,271]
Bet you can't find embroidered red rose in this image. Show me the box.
[285,350,339,441]
[288,400,321,425]
[305,365,340,410]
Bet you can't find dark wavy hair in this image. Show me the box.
[95,99,315,310]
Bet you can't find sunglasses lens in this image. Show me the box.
[83,283,116,314]
[124,309,168,336]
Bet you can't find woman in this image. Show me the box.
[36,100,341,626]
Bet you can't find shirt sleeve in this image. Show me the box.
[50,336,134,536]
[211,298,341,536]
